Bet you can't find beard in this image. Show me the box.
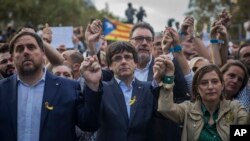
[19,60,43,76]
[0,65,15,78]
[137,53,150,65]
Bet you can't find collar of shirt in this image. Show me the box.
[201,103,219,124]
[134,55,152,81]
[17,68,47,86]
[114,76,135,88]
[136,55,153,71]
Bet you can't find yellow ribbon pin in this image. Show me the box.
[45,102,54,110]
[129,96,136,106]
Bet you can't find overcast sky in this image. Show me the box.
[93,0,190,32]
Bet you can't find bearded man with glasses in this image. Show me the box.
[129,22,190,141]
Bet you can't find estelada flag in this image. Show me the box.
[103,18,133,41]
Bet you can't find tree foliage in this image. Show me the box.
[186,0,250,41]
[0,0,114,29]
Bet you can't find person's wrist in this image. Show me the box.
[86,50,96,56]
[162,75,175,84]
[174,45,182,53]
[210,39,225,44]
[159,75,175,90]
[169,44,182,53]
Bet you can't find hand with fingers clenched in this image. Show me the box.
[153,55,175,83]
[80,56,102,91]
[85,19,103,52]
[42,23,53,43]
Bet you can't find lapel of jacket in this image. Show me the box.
[39,72,61,133]
[6,75,18,138]
[129,79,144,126]
[110,78,129,124]
[147,58,154,81]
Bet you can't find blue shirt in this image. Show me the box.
[115,77,134,118]
[17,70,46,141]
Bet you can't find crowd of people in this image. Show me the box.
[0,8,250,141]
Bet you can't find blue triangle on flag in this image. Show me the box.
[103,18,116,35]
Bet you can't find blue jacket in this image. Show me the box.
[96,78,157,141]
[0,72,102,141]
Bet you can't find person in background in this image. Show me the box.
[179,16,210,61]
[210,9,231,67]
[62,50,85,90]
[52,65,74,79]
[228,41,240,59]
[0,43,15,79]
[73,26,84,41]
[73,35,86,54]
[188,56,210,73]
[152,32,163,58]
[42,23,52,44]
[56,44,67,54]
[221,60,249,111]
[243,17,250,41]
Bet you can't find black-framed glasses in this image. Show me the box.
[112,54,133,62]
[131,36,153,43]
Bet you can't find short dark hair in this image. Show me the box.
[0,43,9,53]
[69,51,84,64]
[237,42,250,59]
[106,41,138,67]
[129,22,155,39]
[9,31,44,54]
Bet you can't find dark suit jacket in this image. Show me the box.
[147,58,189,102]
[148,58,188,141]
[0,72,102,141]
[96,78,157,141]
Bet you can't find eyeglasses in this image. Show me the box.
[112,54,133,62]
[131,36,153,43]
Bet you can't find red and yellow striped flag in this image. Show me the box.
[103,18,133,41]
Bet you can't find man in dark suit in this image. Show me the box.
[129,22,189,141]
[0,31,102,141]
[96,41,167,141]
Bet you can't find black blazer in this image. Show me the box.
[0,72,102,141]
[147,58,190,102]
[96,78,157,141]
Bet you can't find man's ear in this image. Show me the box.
[72,63,80,71]
[109,63,114,71]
